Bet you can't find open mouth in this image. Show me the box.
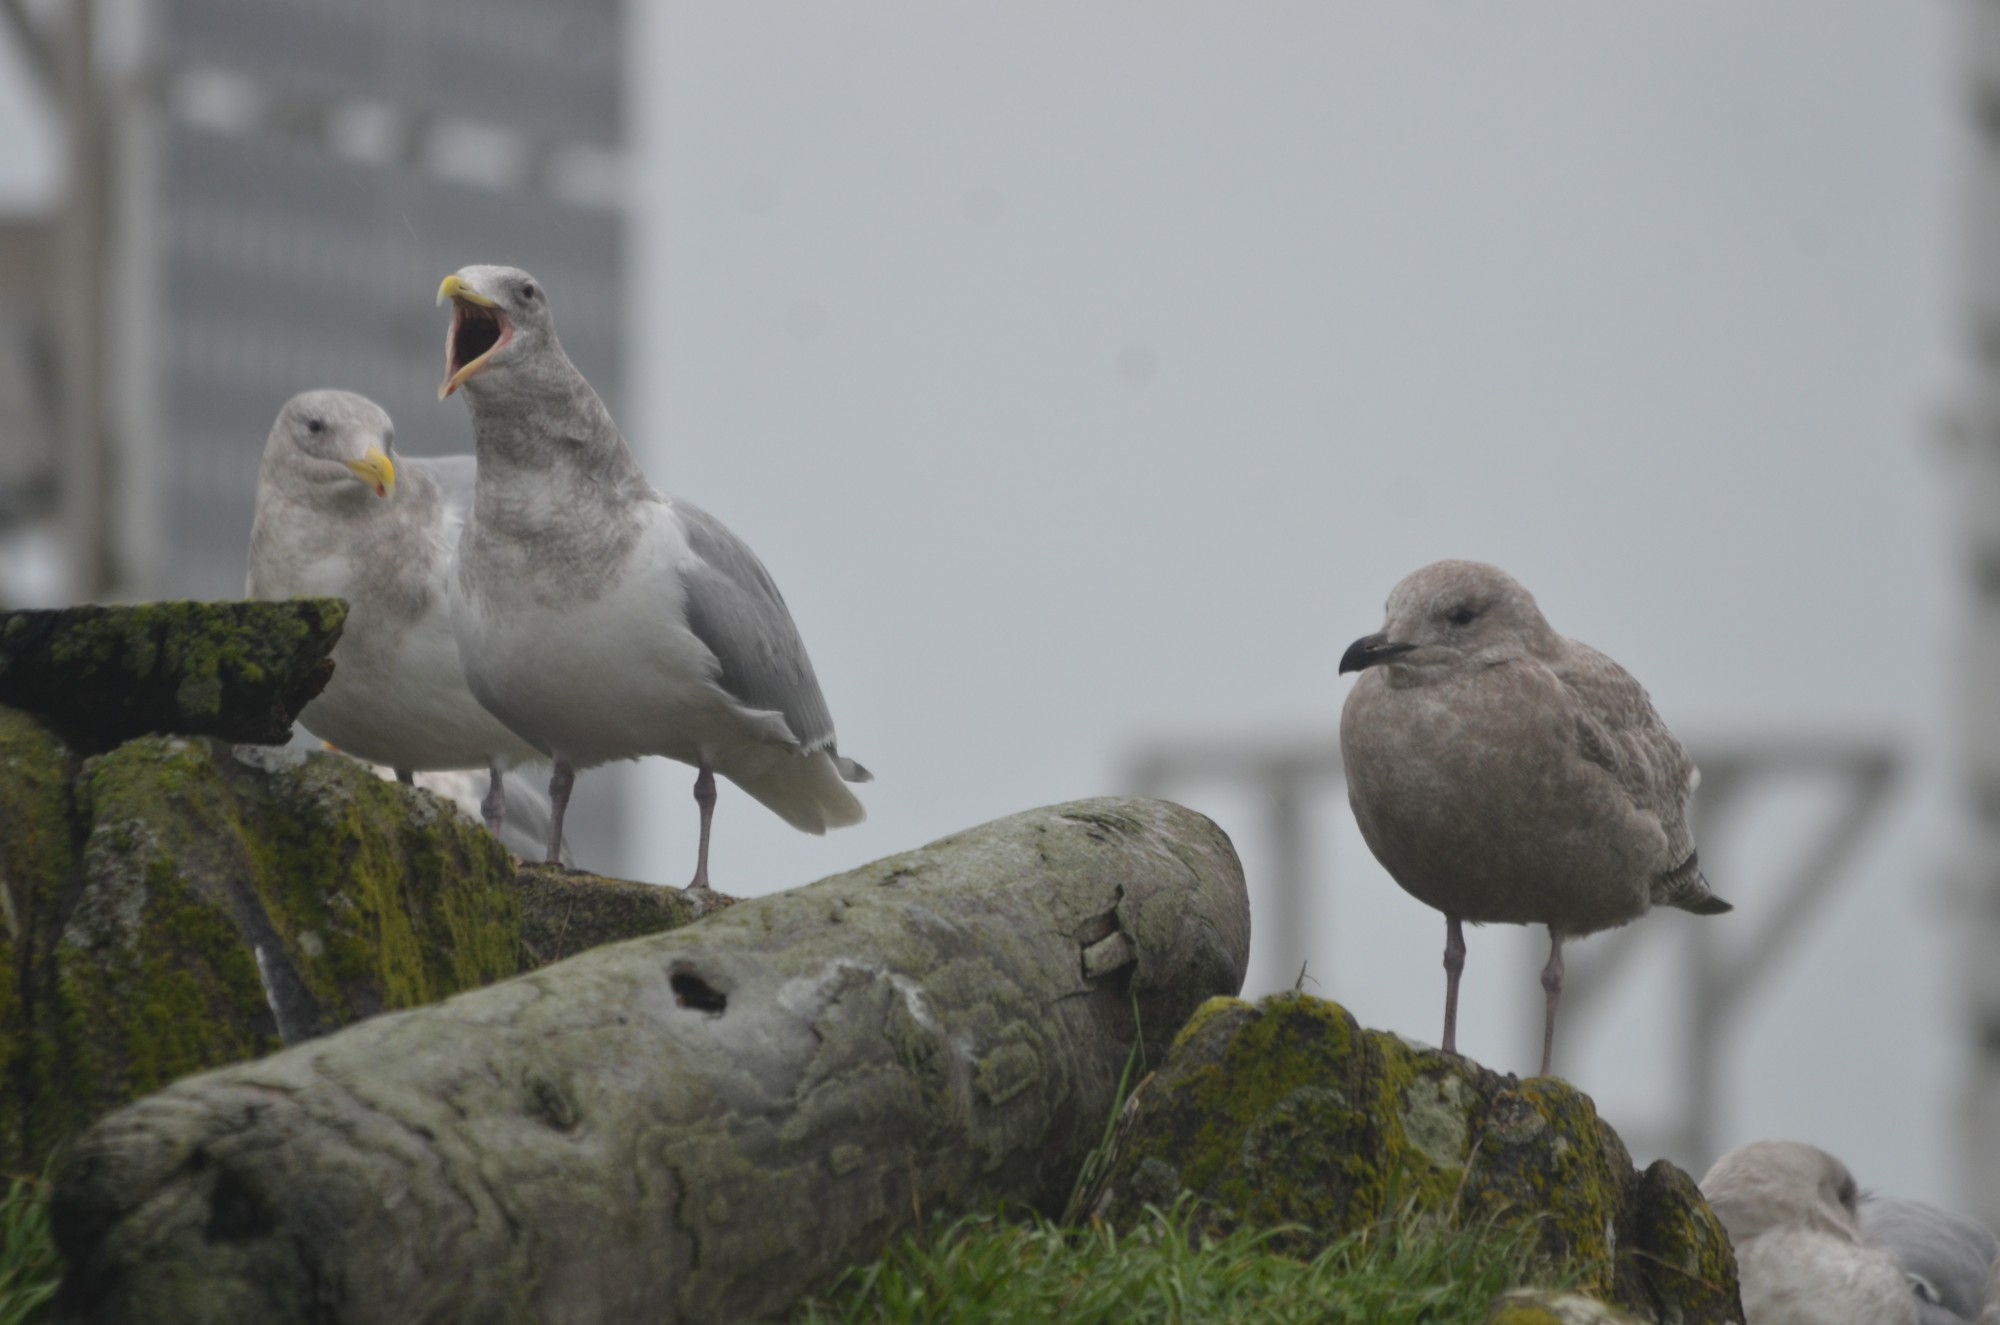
[439,292,512,399]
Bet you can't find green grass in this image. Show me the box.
[796,1198,1585,1325]
[0,1175,58,1325]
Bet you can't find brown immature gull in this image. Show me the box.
[1338,560,1729,1077]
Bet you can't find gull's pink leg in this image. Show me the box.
[688,764,716,892]
[481,760,506,835]
[545,760,574,866]
[1442,914,1466,1054]
[1539,928,1565,1078]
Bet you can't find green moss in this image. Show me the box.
[1613,1161,1742,1322]
[1099,993,1738,1323]
[2,709,523,1171]
[1112,994,1464,1243]
[0,709,77,1167]
[41,600,343,700]
[51,851,274,1119]
[0,600,347,750]
[227,754,519,1014]
[1165,995,1253,1055]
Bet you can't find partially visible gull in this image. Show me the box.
[1338,560,1729,1077]
[435,265,870,884]
[398,765,567,867]
[246,390,540,830]
[1700,1140,1917,1325]
[1859,1193,1999,1325]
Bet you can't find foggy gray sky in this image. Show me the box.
[624,1,1960,1205]
[0,1,1966,1206]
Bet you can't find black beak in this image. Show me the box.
[1339,632,1416,675]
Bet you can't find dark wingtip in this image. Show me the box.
[1684,894,1733,916]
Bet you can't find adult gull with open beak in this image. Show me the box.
[435,265,871,885]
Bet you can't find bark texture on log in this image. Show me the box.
[50,797,1249,1325]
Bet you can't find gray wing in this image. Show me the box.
[675,500,861,771]
[1554,642,1714,904]
[1860,1195,1999,1324]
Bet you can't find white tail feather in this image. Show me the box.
[722,749,866,834]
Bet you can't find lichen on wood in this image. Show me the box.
[47,797,1250,1325]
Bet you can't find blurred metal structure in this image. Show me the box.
[0,0,631,868]
[1129,735,1343,988]
[1128,731,1900,1177]
[1558,740,1900,1169]
[0,0,99,606]
[1952,0,2000,1235]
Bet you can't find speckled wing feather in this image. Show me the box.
[1553,641,1719,910]
[676,500,867,779]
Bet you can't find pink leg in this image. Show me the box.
[1539,928,1565,1078]
[1442,915,1466,1054]
[687,764,716,892]
[481,760,506,835]
[545,761,574,866]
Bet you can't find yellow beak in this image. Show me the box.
[342,446,397,499]
[436,274,497,308]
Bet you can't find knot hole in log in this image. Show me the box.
[670,968,727,1015]
[204,1170,276,1245]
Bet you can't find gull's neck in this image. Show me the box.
[461,348,653,506]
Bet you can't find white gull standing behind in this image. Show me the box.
[246,390,541,831]
[435,264,870,885]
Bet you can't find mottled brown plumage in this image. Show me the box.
[1338,560,1729,1076]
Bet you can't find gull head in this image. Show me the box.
[1339,559,1555,677]
[268,389,397,500]
[436,264,559,401]
[1699,1140,1864,1245]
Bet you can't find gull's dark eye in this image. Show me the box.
[1446,605,1477,627]
[521,281,537,301]
[305,417,324,435]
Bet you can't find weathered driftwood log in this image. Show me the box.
[0,599,346,750]
[50,797,1249,1325]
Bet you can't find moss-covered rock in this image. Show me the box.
[0,707,523,1171]
[0,699,727,1176]
[514,862,724,968]
[0,707,78,1168]
[1096,993,1742,1325]
[0,600,345,751]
